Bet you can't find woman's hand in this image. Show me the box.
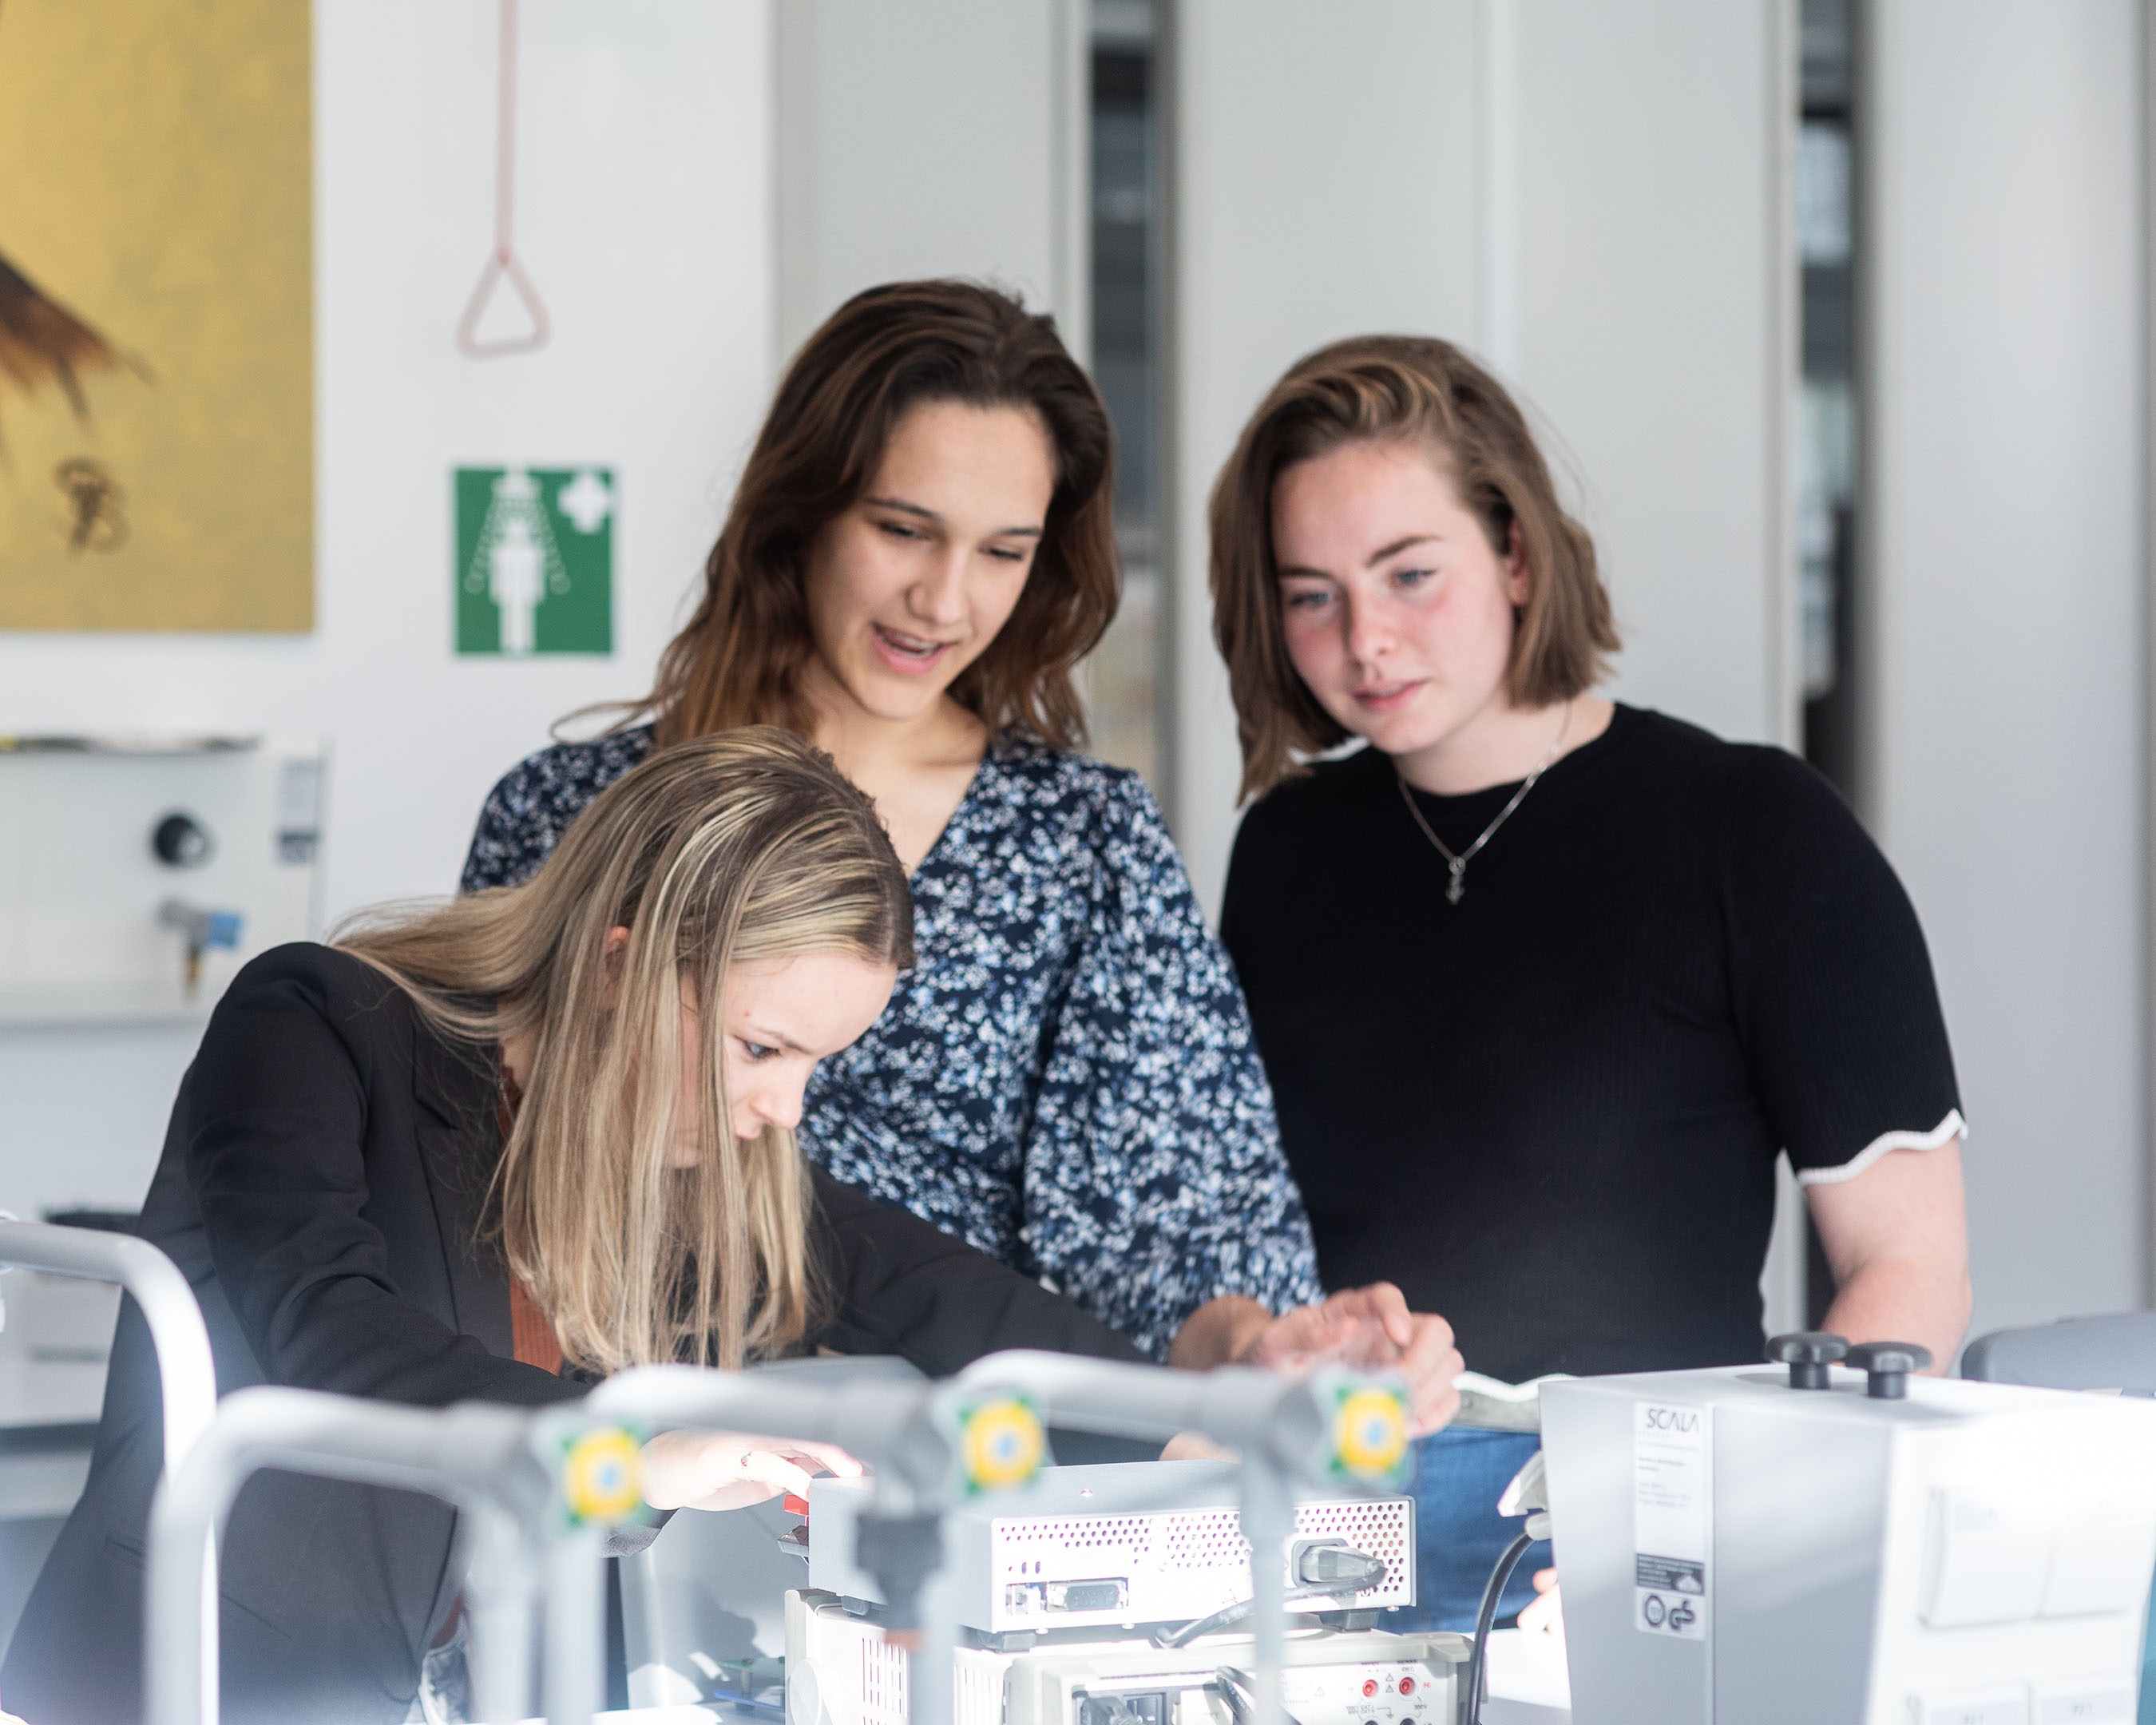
[1240,1283,1463,1437]
[639,1429,864,1512]
[1517,1568,1563,1636]
[1165,1285,1463,1435]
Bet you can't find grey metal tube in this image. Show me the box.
[1239,1462,1294,1725]
[462,1501,539,1725]
[145,1388,553,1725]
[586,1364,957,1505]
[0,1218,217,1473]
[544,1526,606,1725]
[951,1350,1328,1473]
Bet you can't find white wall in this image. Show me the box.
[1506,1,1793,752]
[774,0,1087,360]
[0,0,774,1219]
[1167,0,1793,917]
[1864,0,2146,1338]
[1166,0,1481,901]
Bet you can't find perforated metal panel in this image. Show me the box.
[807,1461,1417,1634]
[986,1494,1413,1630]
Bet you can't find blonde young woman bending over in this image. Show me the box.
[5,732,1156,1725]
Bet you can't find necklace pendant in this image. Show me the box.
[1446,861,1467,905]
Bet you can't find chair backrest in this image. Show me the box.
[1961,1313,2156,1393]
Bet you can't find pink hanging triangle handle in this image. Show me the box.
[457,249,550,358]
[457,0,550,358]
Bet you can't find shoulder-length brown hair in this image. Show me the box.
[644,280,1119,751]
[1210,335,1619,801]
[335,728,914,1374]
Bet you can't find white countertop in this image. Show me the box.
[0,1354,105,1434]
[1483,1628,1572,1724]
[0,1271,116,1435]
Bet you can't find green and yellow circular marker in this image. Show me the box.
[561,1426,644,1526]
[961,1394,1047,1493]
[1330,1384,1410,1484]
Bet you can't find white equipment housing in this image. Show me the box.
[0,735,323,1024]
[785,1592,1467,1725]
[1539,1363,2156,1724]
[806,1461,1414,1635]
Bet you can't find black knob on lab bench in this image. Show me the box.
[1765,1331,1849,1390]
[152,811,214,869]
[1845,1341,1932,1400]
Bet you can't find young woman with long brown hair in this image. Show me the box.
[6,730,1145,1725]
[1209,335,1971,1630]
[462,280,1460,1403]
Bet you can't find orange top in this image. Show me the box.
[497,1063,565,1374]
[510,1275,564,1374]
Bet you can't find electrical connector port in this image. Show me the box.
[1001,1577,1132,1616]
[1076,1689,1170,1725]
[1290,1537,1388,1593]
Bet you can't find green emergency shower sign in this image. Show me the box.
[455,466,615,656]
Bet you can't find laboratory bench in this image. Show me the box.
[0,1271,113,1655]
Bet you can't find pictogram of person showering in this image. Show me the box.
[462,467,567,656]
[454,464,614,656]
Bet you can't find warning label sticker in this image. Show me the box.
[1633,1402,1709,1640]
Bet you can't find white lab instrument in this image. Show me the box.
[0,734,323,1023]
[1537,1334,2156,1724]
[790,1351,1423,1725]
[957,1350,1415,1725]
[787,1591,1466,1725]
[1001,1624,1465,1725]
[804,1459,1413,1634]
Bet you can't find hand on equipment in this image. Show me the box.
[1159,1430,1239,1461]
[638,1428,864,1512]
[1516,1568,1563,1636]
[1236,1282,1464,1435]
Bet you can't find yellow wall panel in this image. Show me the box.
[0,0,313,630]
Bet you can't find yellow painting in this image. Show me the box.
[0,0,312,631]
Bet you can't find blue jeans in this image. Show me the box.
[1386,1429,1550,1635]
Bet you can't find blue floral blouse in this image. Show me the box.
[461,726,1323,1357]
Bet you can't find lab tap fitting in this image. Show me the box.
[157,898,244,996]
[145,1387,634,1725]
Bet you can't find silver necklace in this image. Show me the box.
[1395,703,1574,905]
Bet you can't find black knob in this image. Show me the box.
[1766,1331,1849,1390]
[151,812,213,869]
[1846,1341,1932,1400]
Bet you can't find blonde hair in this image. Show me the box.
[1210,335,1620,800]
[335,728,913,1372]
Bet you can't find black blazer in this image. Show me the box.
[4,944,1139,1725]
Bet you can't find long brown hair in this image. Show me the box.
[1211,335,1620,800]
[335,728,914,1373]
[644,279,1119,750]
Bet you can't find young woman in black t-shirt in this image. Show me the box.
[1207,335,1969,1630]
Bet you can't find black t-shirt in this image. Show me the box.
[1219,704,1961,1383]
